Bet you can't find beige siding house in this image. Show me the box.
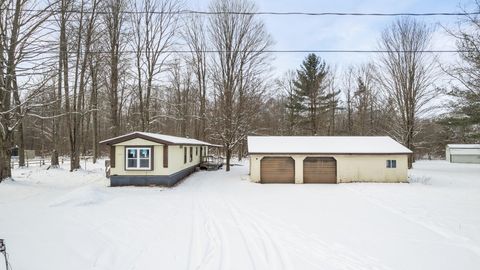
[100,132,217,186]
[248,136,412,184]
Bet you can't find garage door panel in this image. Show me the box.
[451,155,480,164]
[303,157,336,184]
[261,157,295,183]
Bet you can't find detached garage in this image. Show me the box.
[248,136,412,184]
[446,144,480,164]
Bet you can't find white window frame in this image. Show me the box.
[386,159,397,168]
[125,147,151,170]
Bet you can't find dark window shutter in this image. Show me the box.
[150,146,154,171]
[110,146,116,168]
[163,145,168,168]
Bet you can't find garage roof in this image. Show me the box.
[447,144,480,155]
[100,132,220,146]
[247,136,412,154]
[447,144,480,149]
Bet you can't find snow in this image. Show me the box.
[1,159,480,270]
[247,136,412,154]
[99,131,219,146]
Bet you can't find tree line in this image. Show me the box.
[0,0,479,180]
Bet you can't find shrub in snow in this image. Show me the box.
[409,175,431,185]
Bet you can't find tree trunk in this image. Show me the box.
[200,82,206,140]
[110,61,120,136]
[90,61,99,164]
[12,70,25,167]
[407,125,414,169]
[225,147,231,172]
[52,0,67,167]
[51,150,59,167]
[106,0,124,137]
[237,142,243,161]
[18,121,25,166]
[0,139,12,181]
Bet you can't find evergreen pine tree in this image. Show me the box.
[293,53,331,135]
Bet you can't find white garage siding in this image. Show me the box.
[248,136,412,184]
[446,144,480,164]
[250,154,409,183]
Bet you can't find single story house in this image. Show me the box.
[446,144,480,164]
[99,132,219,186]
[247,136,412,184]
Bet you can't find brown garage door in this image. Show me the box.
[303,157,337,183]
[261,157,295,183]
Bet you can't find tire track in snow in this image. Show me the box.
[227,199,392,270]
[222,197,289,270]
[345,185,480,257]
[190,195,230,270]
[186,197,197,270]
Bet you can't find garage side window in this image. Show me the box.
[126,147,151,170]
[386,160,397,168]
[184,147,187,163]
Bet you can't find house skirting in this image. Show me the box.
[110,165,197,187]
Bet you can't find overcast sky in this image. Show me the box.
[189,0,474,75]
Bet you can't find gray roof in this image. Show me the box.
[100,132,221,147]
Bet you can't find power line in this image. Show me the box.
[21,49,462,54]
[12,8,480,17]
[179,11,480,17]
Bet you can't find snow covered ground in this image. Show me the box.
[1,159,479,270]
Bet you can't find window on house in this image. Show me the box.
[190,147,193,162]
[196,147,198,156]
[126,147,151,170]
[386,160,397,168]
[184,147,187,164]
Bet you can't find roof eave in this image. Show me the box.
[99,132,173,146]
[247,152,412,155]
[99,132,221,147]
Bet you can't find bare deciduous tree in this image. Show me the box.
[104,0,127,136]
[0,0,53,180]
[182,13,208,140]
[209,0,272,171]
[276,71,299,135]
[377,17,438,168]
[131,0,180,132]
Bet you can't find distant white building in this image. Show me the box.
[446,144,480,164]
